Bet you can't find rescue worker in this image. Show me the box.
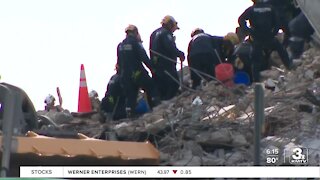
[266,0,301,47]
[265,0,290,46]
[42,94,73,125]
[117,24,160,118]
[44,94,63,112]
[221,32,240,62]
[89,90,100,112]
[150,15,185,100]
[187,29,239,89]
[288,12,314,60]
[238,0,293,82]
[100,71,126,121]
[233,38,271,83]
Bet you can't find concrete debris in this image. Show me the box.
[225,151,245,165]
[301,138,320,165]
[36,45,320,166]
[37,110,73,124]
[304,69,315,79]
[231,133,248,147]
[195,129,232,147]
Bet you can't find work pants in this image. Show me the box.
[252,38,291,82]
[122,71,159,115]
[188,53,217,89]
[153,68,179,100]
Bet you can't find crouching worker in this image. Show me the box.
[187,28,239,89]
[100,71,126,122]
[232,38,271,84]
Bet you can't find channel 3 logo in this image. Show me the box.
[287,147,308,165]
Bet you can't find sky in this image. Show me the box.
[0,0,252,112]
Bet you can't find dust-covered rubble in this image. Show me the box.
[37,45,320,166]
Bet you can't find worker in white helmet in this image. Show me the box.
[44,94,63,112]
[89,90,101,112]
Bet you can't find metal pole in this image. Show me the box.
[0,84,15,177]
[254,83,264,166]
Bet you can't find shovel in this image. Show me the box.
[56,87,63,107]
[179,61,183,92]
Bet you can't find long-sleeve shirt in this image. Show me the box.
[149,27,184,71]
[117,35,152,77]
[238,2,279,41]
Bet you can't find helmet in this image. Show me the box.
[44,94,55,105]
[161,15,180,29]
[224,32,240,45]
[252,0,267,3]
[125,24,138,34]
[89,90,98,98]
[191,28,204,38]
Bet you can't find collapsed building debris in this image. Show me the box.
[37,44,320,166]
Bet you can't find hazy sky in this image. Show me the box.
[0,0,252,112]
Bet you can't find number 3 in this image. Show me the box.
[292,148,303,160]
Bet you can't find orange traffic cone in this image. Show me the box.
[78,64,92,113]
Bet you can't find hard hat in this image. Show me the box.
[89,90,98,98]
[161,15,180,29]
[125,24,138,34]
[252,0,266,3]
[44,94,55,104]
[191,28,204,38]
[224,32,240,45]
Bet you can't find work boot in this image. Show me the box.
[288,37,304,60]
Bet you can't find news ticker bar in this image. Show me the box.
[20,166,320,178]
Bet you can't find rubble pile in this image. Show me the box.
[38,45,320,166]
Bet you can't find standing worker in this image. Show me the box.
[117,25,160,118]
[238,0,293,82]
[265,0,291,47]
[150,15,185,100]
[266,0,300,47]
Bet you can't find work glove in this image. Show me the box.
[235,57,244,70]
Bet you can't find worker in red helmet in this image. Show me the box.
[117,24,160,118]
[149,15,185,100]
